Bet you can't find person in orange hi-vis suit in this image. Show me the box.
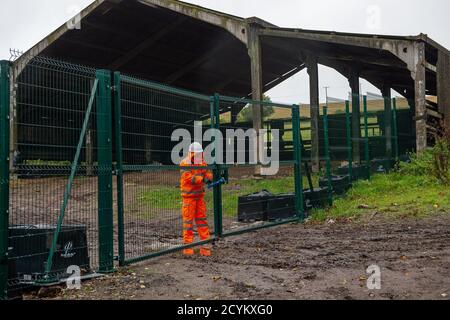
[180,142,214,256]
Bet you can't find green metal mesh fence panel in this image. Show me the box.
[319,92,414,208]
[363,94,414,165]
[296,105,329,212]
[393,97,415,159]
[366,92,398,172]
[118,75,215,263]
[8,57,102,296]
[319,98,355,198]
[216,96,303,235]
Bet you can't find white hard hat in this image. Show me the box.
[189,142,204,153]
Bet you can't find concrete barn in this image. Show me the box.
[8,0,450,167]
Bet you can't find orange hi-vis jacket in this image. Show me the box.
[180,153,214,198]
[180,153,213,256]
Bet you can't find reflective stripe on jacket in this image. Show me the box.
[180,153,213,198]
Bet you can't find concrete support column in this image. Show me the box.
[306,55,320,173]
[382,84,392,161]
[408,97,417,149]
[348,71,361,162]
[437,50,450,130]
[248,24,263,175]
[412,42,427,152]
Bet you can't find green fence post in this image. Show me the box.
[345,100,353,181]
[0,61,10,300]
[363,96,371,180]
[212,94,223,238]
[113,72,125,267]
[96,70,114,273]
[323,106,333,206]
[292,104,305,220]
[392,98,399,162]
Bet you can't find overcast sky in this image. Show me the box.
[1,0,449,103]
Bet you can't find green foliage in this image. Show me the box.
[431,132,450,185]
[397,134,450,185]
[397,151,434,177]
[310,171,450,222]
[23,160,73,166]
[237,95,275,122]
[311,152,450,222]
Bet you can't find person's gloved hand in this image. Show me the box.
[207,177,226,189]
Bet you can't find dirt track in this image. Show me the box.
[33,213,450,300]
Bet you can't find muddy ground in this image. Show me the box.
[28,213,450,300]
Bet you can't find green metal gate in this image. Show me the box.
[114,73,216,264]
[113,74,305,265]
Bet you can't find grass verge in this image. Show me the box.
[310,169,450,222]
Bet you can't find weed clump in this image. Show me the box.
[397,126,450,185]
[431,126,450,185]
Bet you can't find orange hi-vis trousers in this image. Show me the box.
[182,197,211,256]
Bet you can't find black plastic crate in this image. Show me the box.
[8,225,91,285]
[6,257,23,300]
[267,194,297,221]
[337,164,369,181]
[319,175,351,195]
[303,187,329,209]
[371,158,396,173]
[237,190,272,222]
